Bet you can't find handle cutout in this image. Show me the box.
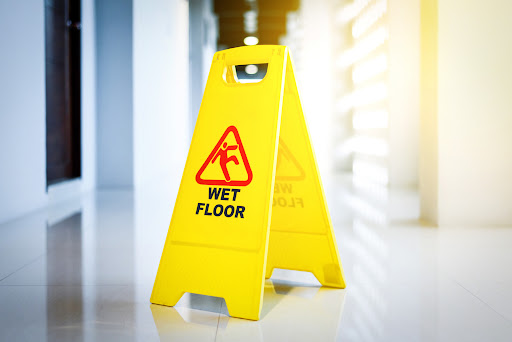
[223,63,268,84]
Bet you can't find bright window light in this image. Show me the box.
[353,159,389,185]
[352,0,387,38]
[337,0,372,24]
[351,136,389,157]
[337,26,388,68]
[337,82,388,113]
[352,54,387,84]
[353,110,389,129]
[244,36,259,46]
[245,64,258,75]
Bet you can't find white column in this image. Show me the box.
[420,0,512,225]
[133,0,190,189]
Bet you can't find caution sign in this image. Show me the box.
[151,45,345,321]
[196,126,252,186]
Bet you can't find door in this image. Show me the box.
[45,0,81,185]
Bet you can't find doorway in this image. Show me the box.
[45,0,81,186]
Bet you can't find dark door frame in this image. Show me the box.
[45,0,82,187]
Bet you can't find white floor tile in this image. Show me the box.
[0,178,511,341]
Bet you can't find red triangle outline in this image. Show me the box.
[196,126,253,186]
[276,139,306,181]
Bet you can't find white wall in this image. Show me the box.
[420,0,512,225]
[419,0,439,223]
[437,0,512,225]
[96,0,134,188]
[81,0,97,192]
[189,0,203,137]
[0,0,193,222]
[388,0,420,188]
[0,0,47,224]
[201,0,217,101]
[0,0,97,223]
[189,0,217,138]
[133,0,190,188]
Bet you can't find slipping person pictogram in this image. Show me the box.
[196,126,253,186]
[212,142,239,182]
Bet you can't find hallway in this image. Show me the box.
[1,176,511,341]
[1,0,512,340]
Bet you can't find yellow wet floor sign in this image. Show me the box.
[151,45,345,320]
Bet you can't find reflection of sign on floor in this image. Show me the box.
[276,139,305,181]
[196,126,252,186]
[150,280,346,341]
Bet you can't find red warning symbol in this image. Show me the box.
[196,126,253,186]
[276,139,305,181]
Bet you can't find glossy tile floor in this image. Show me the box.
[1,176,512,341]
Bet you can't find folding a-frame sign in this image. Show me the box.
[151,45,345,320]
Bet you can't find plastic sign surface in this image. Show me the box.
[151,45,345,320]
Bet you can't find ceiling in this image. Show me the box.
[213,0,300,48]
